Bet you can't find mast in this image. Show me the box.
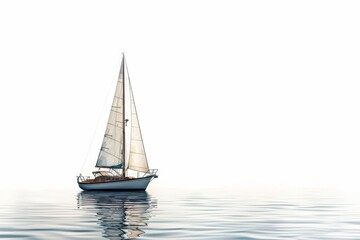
[122,53,126,177]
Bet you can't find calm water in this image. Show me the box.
[1,188,360,239]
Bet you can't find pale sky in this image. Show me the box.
[0,0,360,190]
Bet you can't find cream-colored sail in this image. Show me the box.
[128,82,149,173]
[96,56,124,169]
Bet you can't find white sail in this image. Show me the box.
[96,56,125,169]
[128,82,149,173]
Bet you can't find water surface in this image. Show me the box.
[1,188,360,239]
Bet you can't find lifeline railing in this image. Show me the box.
[143,169,158,177]
[77,174,91,183]
[77,169,158,182]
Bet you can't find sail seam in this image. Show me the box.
[128,167,148,172]
[103,136,122,143]
[110,110,123,115]
[129,152,145,155]
[107,123,123,128]
[100,150,122,159]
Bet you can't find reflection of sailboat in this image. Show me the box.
[78,191,157,239]
[77,54,158,190]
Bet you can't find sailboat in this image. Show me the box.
[77,54,158,191]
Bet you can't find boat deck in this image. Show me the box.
[81,176,134,184]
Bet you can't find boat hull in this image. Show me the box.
[78,176,154,191]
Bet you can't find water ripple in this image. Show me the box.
[1,189,360,239]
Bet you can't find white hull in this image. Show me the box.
[78,176,154,191]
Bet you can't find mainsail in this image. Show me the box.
[95,56,125,169]
[128,82,149,173]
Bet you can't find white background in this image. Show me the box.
[0,0,360,190]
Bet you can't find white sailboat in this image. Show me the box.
[77,54,158,191]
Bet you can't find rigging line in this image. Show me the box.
[79,64,120,174]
